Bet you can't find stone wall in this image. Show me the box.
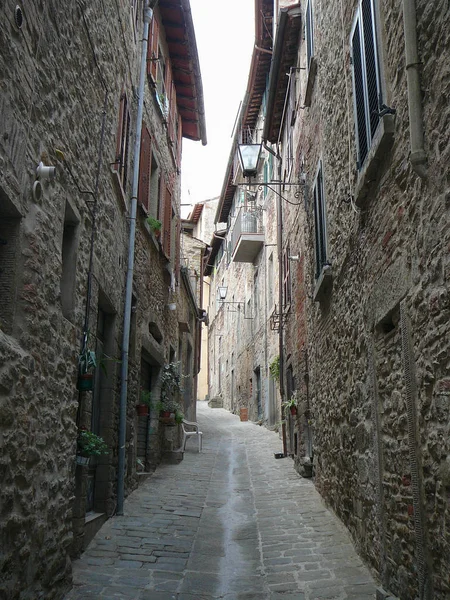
[281,0,450,597]
[0,1,197,598]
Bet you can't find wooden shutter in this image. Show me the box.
[163,185,172,258]
[165,62,175,138]
[177,113,183,166]
[175,218,181,282]
[115,91,131,189]
[138,124,151,212]
[313,163,327,277]
[158,174,165,229]
[147,15,159,81]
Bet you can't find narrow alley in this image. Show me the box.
[65,402,378,600]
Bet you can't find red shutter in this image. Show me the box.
[170,83,177,145]
[177,113,183,166]
[159,174,166,241]
[138,124,151,212]
[175,218,181,282]
[163,185,172,258]
[147,16,159,82]
[165,62,174,140]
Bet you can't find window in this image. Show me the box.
[253,271,259,324]
[0,191,21,334]
[61,202,79,320]
[160,182,173,259]
[147,14,159,83]
[114,91,131,192]
[149,154,160,218]
[138,124,151,212]
[313,161,328,278]
[351,0,382,169]
[305,0,314,72]
[267,253,274,310]
[283,245,292,308]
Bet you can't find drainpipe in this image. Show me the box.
[117,2,152,516]
[402,0,427,178]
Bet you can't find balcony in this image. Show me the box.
[231,208,264,263]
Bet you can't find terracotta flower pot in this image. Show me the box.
[136,404,149,416]
[290,406,297,416]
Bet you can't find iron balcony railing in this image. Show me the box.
[231,207,263,256]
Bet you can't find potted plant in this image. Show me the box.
[147,216,162,239]
[76,430,109,466]
[174,410,184,424]
[136,390,152,417]
[160,397,181,419]
[282,393,298,416]
[77,347,97,391]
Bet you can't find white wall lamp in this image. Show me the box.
[33,161,57,202]
[36,161,56,180]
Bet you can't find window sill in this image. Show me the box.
[313,264,332,303]
[303,57,317,107]
[144,219,161,251]
[110,168,127,211]
[354,113,395,208]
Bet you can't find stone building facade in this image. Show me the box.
[0,1,205,598]
[207,0,449,598]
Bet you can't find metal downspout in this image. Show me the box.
[402,0,427,178]
[117,3,152,516]
[275,152,286,454]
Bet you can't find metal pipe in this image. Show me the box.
[117,2,152,515]
[402,0,427,178]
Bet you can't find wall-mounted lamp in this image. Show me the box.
[237,143,262,178]
[218,286,228,301]
[36,161,56,180]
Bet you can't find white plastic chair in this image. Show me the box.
[181,419,202,452]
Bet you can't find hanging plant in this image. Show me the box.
[269,355,280,381]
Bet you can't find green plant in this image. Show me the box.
[140,390,152,407]
[147,216,162,233]
[282,390,300,412]
[78,430,109,457]
[174,410,184,424]
[160,362,183,405]
[78,348,97,375]
[269,356,280,381]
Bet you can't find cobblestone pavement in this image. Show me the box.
[65,401,379,600]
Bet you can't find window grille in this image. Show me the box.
[313,161,328,278]
[351,0,382,168]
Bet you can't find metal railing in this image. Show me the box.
[231,207,263,255]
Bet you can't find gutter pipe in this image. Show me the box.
[117,2,152,516]
[402,0,427,178]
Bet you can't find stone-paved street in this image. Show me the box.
[65,402,379,600]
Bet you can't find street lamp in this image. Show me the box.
[237,143,262,179]
[218,286,228,301]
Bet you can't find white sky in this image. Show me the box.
[181,0,255,216]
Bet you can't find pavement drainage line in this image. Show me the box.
[217,433,238,598]
[184,425,225,599]
[243,433,271,592]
